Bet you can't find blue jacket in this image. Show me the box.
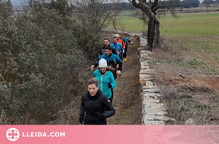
[110,42,123,56]
[123,37,130,44]
[93,70,116,98]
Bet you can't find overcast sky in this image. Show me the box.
[10,0,130,6]
[11,0,22,6]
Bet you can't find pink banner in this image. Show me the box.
[1,125,219,144]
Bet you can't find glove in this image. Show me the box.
[96,112,105,120]
[79,114,84,124]
[108,83,112,88]
[123,49,125,53]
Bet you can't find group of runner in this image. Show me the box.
[79,33,130,125]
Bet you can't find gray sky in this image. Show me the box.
[11,0,22,6]
[11,0,130,6]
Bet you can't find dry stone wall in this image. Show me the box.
[138,36,175,125]
[101,29,139,42]
[101,30,175,125]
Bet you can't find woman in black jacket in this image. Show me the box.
[79,78,115,125]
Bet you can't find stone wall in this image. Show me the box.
[138,36,175,125]
[101,29,140,42]
[101,30,175,125]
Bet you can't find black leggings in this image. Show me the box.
[123,44,128,58]
[109,89,113,103]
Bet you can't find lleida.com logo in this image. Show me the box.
[6,128,20,141]
[6,127,65,141]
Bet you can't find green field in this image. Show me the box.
[113,12,219,34]
[112,12,219,74]
[159,12,219,36]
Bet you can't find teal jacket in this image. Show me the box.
[110,42,123,56]
[93,69,116,99]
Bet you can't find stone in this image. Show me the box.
[142,98,160,105]
[139,75,151,86]
[143,114,175,124]
[140,61,149,69]
[184,118,196,125]
[143,93,161,97]
[139,74,151,79]
[143,88,161,93]
[142,86,157,89]
[141,66,150,70]
[137,47,147,51]
[139,53,151,61]
[144,121,165,125]
[140,69,155,74]
[142,92,162,100]
[146,81,154,86]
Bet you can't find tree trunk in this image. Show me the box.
[147,17,160,51]
[130,0,161,50]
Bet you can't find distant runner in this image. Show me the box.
[122,34,130,62]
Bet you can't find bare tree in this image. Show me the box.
[71,0,123,34]
[21,0,123,34]
[203,0,213,11]
[111,11,120,30]
[129,0,177,50]
[110,3,123,30]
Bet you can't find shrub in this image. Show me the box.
[0,8,94,124]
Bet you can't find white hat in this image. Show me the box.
[99,58,107,68]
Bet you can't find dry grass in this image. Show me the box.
[150,40,219,125]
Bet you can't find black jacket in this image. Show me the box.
[80,89,115,125]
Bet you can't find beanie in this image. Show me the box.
[99,58,107,68]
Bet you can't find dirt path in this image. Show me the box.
[107,42,142,125]
[54,40,142,125]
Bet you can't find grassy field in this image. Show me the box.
[159,12,219,36]
[112,12,219,75]
[160,12,219,74]
[111,11,219,124]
